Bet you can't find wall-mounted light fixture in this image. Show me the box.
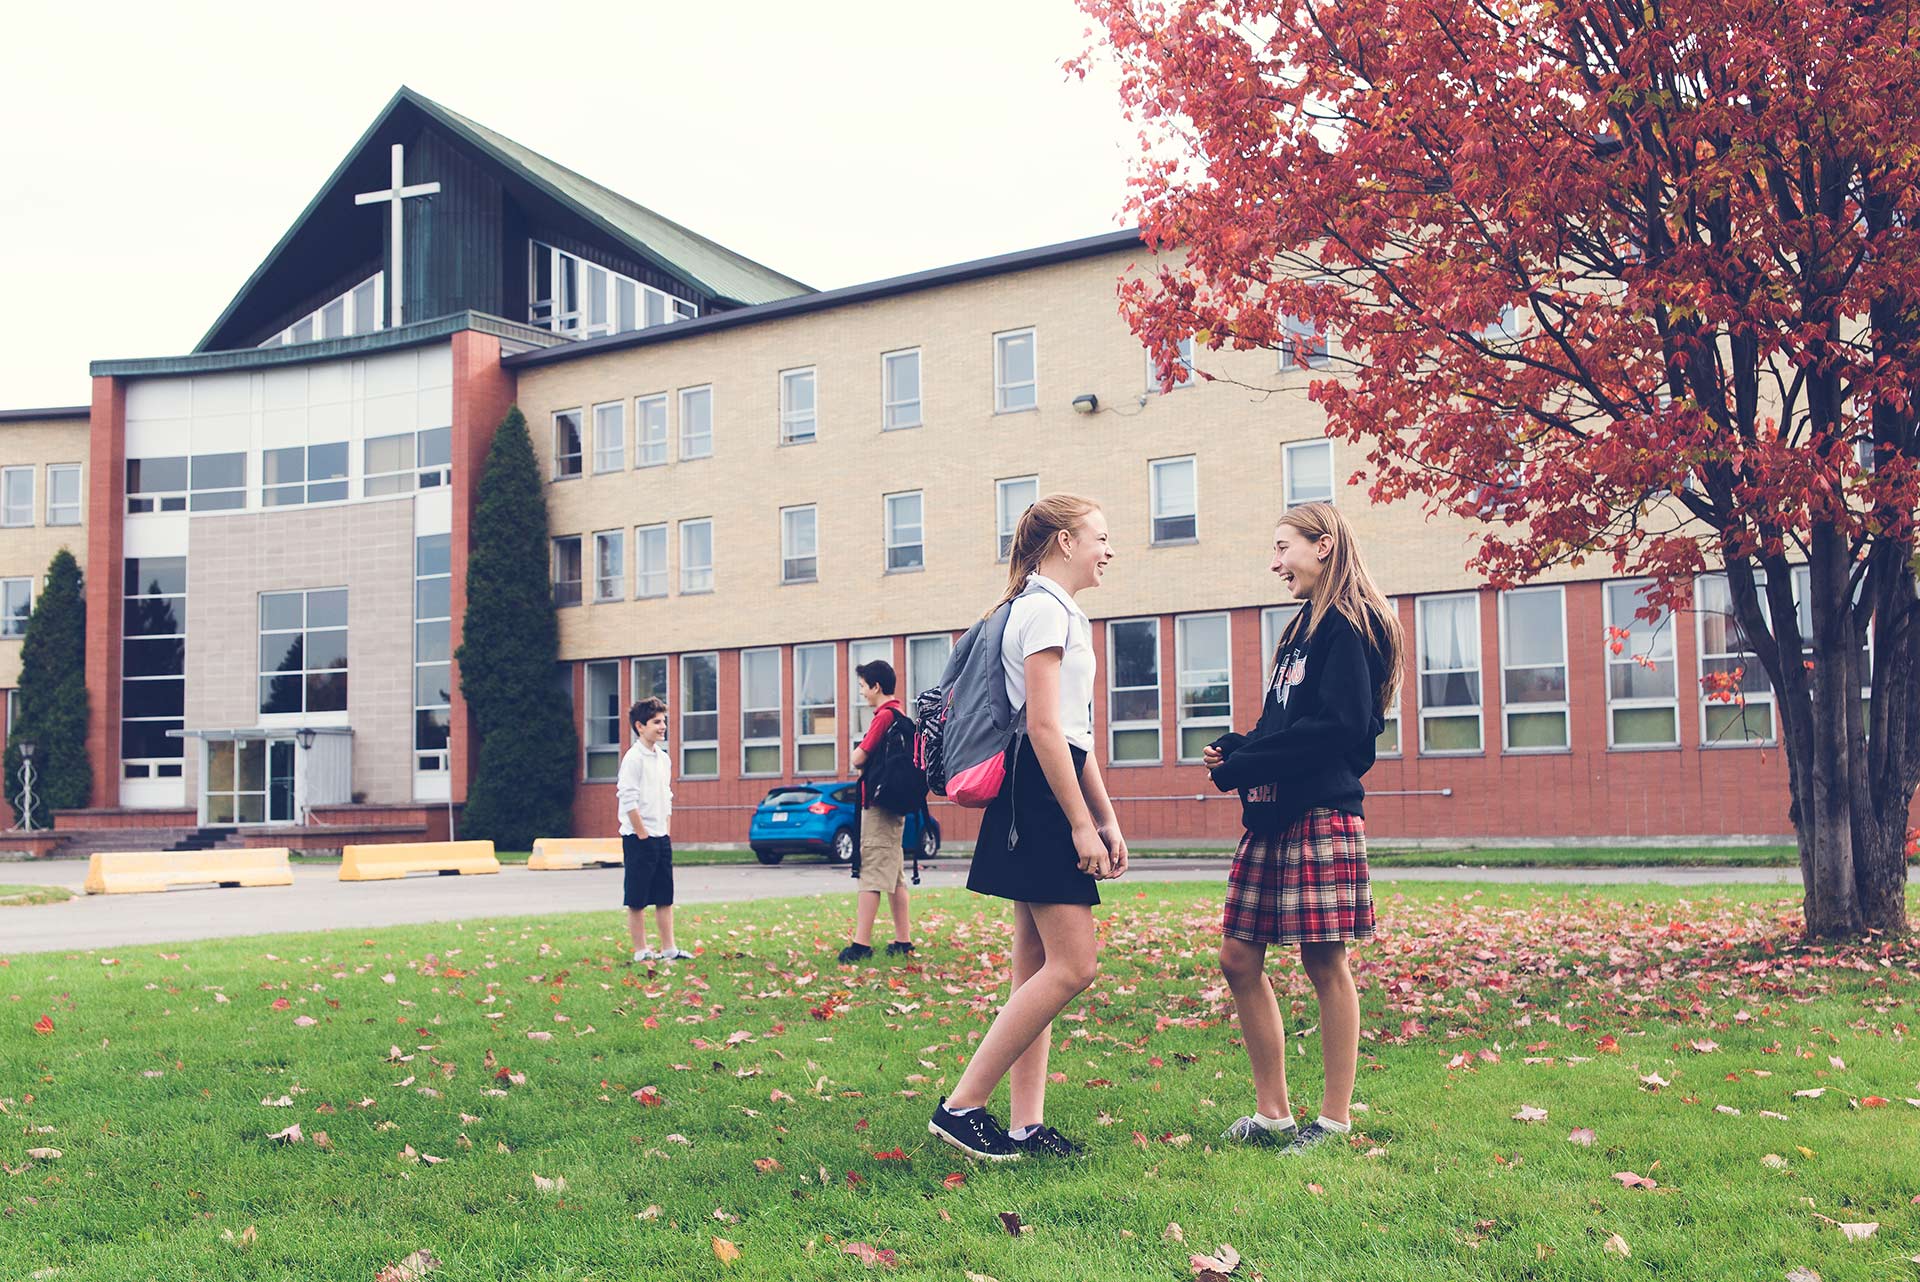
[1071,393,1099,415]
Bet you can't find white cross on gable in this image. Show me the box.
[354,144,440,328]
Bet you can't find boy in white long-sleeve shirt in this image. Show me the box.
[617,698,688,964]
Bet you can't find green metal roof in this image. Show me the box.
[101,312,563,380]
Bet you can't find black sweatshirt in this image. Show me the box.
[1206,605,1389,833]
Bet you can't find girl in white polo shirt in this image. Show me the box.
[930,493,1130,1162]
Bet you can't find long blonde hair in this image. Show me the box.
[1273,501,1403,715]
[986,492,1101,619]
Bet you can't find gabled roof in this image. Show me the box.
[195,86,810,352]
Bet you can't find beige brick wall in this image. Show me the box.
[183,499,415,804]
[0,416,90,688]
[514,248,1606,662]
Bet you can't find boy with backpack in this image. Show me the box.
[839,659,921,964]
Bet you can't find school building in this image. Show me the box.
[0,87,1809,854]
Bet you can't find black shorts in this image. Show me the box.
[622,833,674,908]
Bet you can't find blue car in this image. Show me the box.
[748,781,941,866]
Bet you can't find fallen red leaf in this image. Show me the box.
[31,1015,53,1036]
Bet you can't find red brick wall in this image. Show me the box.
[448,331,518,808]
[83,378,125,808]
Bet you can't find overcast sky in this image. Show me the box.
[0,1,1137,408]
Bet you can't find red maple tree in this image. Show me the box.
[1076,0,1919,937]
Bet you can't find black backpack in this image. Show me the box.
[865,705,929,816]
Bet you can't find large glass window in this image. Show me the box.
[1175,613,1232,761]
[1284,440,1334,507]
[635,524,668,598]
[741,647,782,776]
[592,402,625,473]
[1,578,31,638]
[121,557,186,778]
[553,410,584,479]
[592,530,624,603]
[1151,457,1198,544]
[996,475,1038,562]
[1417,594,1482,752]
[849,638,892,749]
[414,534,452,775]
[635,394,668,467]
[584,659,621,779]
[1698,572,1775,745]
[1261,604,1304,676]
[1500,587,1569,750]
[794,642,837,775]
[907,634,953,705]
[632,656,668,706]
[780,368,817,445]
[679,652,719,778]
[781,506,818,585]
[527,241,695,337]
[259,588,348,716]
[886,492,925,572]
[188,453,246,512]
[46,464,81,526]
[1,467,33,527]
[551,536,583,608]
[126,456,187,514]
[1604,579,1678,747]
[680,519,713,593]
[680,386,713,460]
[365,429,452,497]
[884,348,923,430]
[1279,315,1329,370]
[995,327,1037,413]
[264,442,348,507]
[259,274,383,348]
[1108,618,1161,764]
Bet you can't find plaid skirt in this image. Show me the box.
[1222,808,1375,945]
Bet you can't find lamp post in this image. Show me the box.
[11,740,37,832]
[295,728,316,828]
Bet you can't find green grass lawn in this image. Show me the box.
[4,883,1915,1280]
[1368,844,1803,868]
[0,883,73,907]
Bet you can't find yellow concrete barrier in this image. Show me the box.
[338,840,499,881]
[528,837,624,871]
[84,848,294,896]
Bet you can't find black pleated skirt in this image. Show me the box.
[966,739,1099,906]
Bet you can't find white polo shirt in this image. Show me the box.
[615,738,673,837]
[1000,573,1096,752]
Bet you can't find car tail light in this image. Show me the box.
[807,802,833,815]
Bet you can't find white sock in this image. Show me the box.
[1010,1124,1041,1141]
[1250,1111,1295,1132]
[1316,1114,1351,1134]
[946,1104,979,1116]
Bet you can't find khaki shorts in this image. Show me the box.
[858,808,908,893]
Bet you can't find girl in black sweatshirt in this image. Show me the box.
[1203,500,1402,1153]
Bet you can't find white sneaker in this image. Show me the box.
[633,948,659,964]
[658,947,694,962]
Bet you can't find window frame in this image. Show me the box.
[413,533,453,776]
[631,655,669,708]
[779,366,818,446]
[740,646,783,778]
[583,658,623,780]
[994,327,1039,414]
[125,456,188,514]
[634,394,669,468]
[1602,578,1680,749]
[1416,592,1485,755]
[906,633,954,705]
[1174,612,1233,763]
[1145,336,1196,393]
[120,556,187,778]
[883,347,923,430]
[591,528,625,604]
[793,641,838,775]
[679,385,713,460]
[781,505,819,585]
[884,490,925,573]
[1696,571,1777,747]
[996,474,1038,562]
[552,409,584,480]
[1278,315,1330,370]
[551,535,583,608]
[257,586,349,720]
[678,651,720,779]
[1283,439,1336,508]
[848,638,893,751]
[591,400,625,473]
[1150,455,1199,545]
[45,463,82,526]
[1498,585,1570,753]
[634,523,669,599]
[1,577,32,638]
[1106,616,1162,766]
[680,518,714,594]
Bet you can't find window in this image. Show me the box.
[1150,456,1197,544]
[995,327,1037,413]
[592,529,625,603]
[46,464,81,526]
[592,402,625,473]
[848,638,893,748]
[185,453,246,512]
[1108,618,1161,764]
[2,467,33,526]
[126,457,187,514]
[1417,594,1482,752]
[1284,440,1335,507]
[1146,336,1196,392]
[680,386,713,460]
[794,643,837,774]
[121,557,185,778]
[553,410,584,479]
[552,536,583,608]
[680,519,713,593]
[907,634,953,704]
[414,534,452,775]
[996,475,1037,561]
[884,348,922,429]
[1698,572,1775,745]
[780,368,817,445]
[1279,316,1329,370]
[632,656,668,707]
[634,524,668,598]
[1376,610,1403,757]
[1,578,31,638]
[741,647,782,776]
[264,443,348,507]
[584,659,622,779]
[364,429,451,497]
[259,588,348,716]
[781,506,818,584]
[635,395,668,467]
[1474,303,1524,342]
[259,274,383,347]
[885,491,925,572]
[679,652,720,778]
[1791,564,1874,731]
[527,241,696,336]
[1604,579,1678,747]
[1500,587,1569,750]
[1261,604,1304,677]
[1175,614,1232,761]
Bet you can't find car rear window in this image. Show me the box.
[764,790,823,808]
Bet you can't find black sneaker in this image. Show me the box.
[885,940,915,957]
[1222,1115,1297,1147]
[1013,1124,1083,1157]
[1279,1120,1345,1154]
[928,1099,1020,1161]
[837,942,874,964]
